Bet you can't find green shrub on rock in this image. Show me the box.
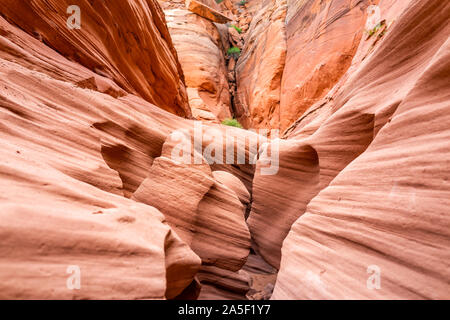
[221,118,243,128]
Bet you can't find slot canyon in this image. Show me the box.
[0,0,449,300]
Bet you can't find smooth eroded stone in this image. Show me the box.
[273,0,450,299]
[185,0,233,24]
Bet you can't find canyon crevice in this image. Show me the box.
[0,0,449,300]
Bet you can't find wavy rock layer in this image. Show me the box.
[278,0,372,131]
[0,3,257,299]
[0,0,190,116]
[235,0,287,129]
[164,8,232,121]
[0,14,201,298]
[1,0,449,301]
[271,0,450,299]
[234,0,373,130]
[132,130,256,297]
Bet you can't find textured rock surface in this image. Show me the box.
[243,250,278,300]
[1,0,449,301]
[185,0,233,24]
[249,111,375,268]
[212,171,250,208]
[132,134,253,296]
[235,0,287,129]
[278,0,372,131]
[132,155,215,243]
[234,0,373,130]
[0,14,201,298]
[197,266,251,300]
[0,0,190,116]
[0,4,256,299]
[0,174,201,299]
[164,8,232,121]
[272,0,450,299]
[248,140,320,267]
[192,181,250,271]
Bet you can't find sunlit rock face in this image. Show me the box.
[0,0,191,116]
[0,0,449,301]
[234,0,372,131]
[278,0,373,131]
[184,0,234,23]
[234,0,288,130]
[163,8,232,122]
[271,0,450,299]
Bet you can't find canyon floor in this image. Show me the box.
[0,0,449,300]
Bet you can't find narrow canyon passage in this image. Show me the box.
[0,0,449,301]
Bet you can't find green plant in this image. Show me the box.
[215,0,224,3]
[221,118,243,128]
[231,24,242,34]
[239,0,247,6]
[227,46,241,59]
[366,21,385,37]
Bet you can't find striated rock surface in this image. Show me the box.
[278,0,372,131]
[0,168,201,299]
[185,0,233,24]
[1,0,449,301]
[235,0,287,129]
[272,0,450,299]
[197,266,251,300]
[249,111,375,268]
[164,8,232,121]
[234,0,373,130]
[132,131,254,297]
[248,140,320,268]
[212,171,250,210]
[0,15,202,298]
[0,3,257,299]
[0,0,191,116]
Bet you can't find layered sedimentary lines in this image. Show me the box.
[270,0,450,299]
[163,8,232,122]
[235,0,287,129]
[278,0,372,131]
[0,0,191,116]
[0,0,449,300]
[0,0,257,299]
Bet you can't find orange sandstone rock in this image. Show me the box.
[272,0,450,299]
[0,0,191,116]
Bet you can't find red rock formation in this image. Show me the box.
[234,0,374,130]
[132,128,259,297]
[272,0,450,299]
[185,0,233,23]
[197,266,251,300]
[1,0,449,301]
[249,111,376,268]
[235,0,287,129]
[0,1,257,299]
[248,141,320,267]
[212,170,250,212]
[0,0,191,116]
[279,0,373,131]
[0,14,200,298]
[164,8,232,121]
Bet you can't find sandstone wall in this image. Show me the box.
[0,0,191,116]
[235,0,287,129]
[164,8,232,121]
[0,1,261,299]
[255,0,450,299]
[235,0,373,130]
